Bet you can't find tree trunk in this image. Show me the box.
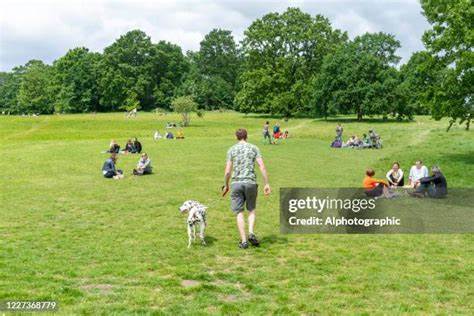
[466,116,470,131]
[446,119,455,132]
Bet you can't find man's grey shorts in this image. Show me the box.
[231,182,258,213]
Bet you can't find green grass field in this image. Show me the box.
[1,112,473,315]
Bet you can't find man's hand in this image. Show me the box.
[263,184,271,196]
[221,185,230,197]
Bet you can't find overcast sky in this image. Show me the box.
[0,0,430,71]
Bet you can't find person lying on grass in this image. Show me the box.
[133,153,152,176]
[102,152,124,179]
[410,166,447,198]
[363,168,394,198]
[223,128,271,249]
[386,162,404,187]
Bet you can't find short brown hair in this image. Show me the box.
[235,128,248,140]
[366,168,375,177]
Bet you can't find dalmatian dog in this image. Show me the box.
[179,200,207,248]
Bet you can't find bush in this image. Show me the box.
[171,96,198,126]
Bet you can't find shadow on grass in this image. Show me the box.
[241,113,415,124]
[261,234,288,246]
[319,117,413,124]
[445,151,474,165]
[204,235,218,246]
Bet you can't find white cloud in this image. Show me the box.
[0,0,430,71]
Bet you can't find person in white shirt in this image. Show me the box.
[153,130,162,141]
[409,160,429,188]
[133,153,152,176]
[386,162,404,187]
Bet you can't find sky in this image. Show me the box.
[0,0,430,71]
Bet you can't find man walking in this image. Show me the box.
[223,128,271,249]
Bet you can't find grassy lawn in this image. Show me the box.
[0,112,473,315]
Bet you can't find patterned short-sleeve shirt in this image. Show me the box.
[226,142,262,184]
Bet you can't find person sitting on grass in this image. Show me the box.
[386,162,404,187]
[108,140,120,153]
[411,166,447,198]
[133,153,153,176]
[153,130,162,141]
[176,129,185,139]
[331,136,342,148]
[363,168,393,198]
[368,129,382,148]
[409,160,429,188]
[361,133,371,148]
[133,137,142,153]
[123,139,135,153]
[102,152,123,179]
[283,129,289,139]
[165,131,174,139]
[345,135,357,147]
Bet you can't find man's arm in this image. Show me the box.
[222,160,232,196]
[256,157,271,195]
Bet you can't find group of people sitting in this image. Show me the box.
[153,129,185,140]
[102,152,153,179]
[263,121,289,144]
[331,124,382,149]
[363,160,447,199]
[107,138,142,154]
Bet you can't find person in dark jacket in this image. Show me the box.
[411,166,447,198]
[102,153,123,179]
[108,140,120,153]
[123,139,135,153]
[133,137,142,153]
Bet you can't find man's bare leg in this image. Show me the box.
[237,212,247,242]
[248,210,256,235]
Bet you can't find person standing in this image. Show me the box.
[223,128,271,249]
[263,121,272,144]
[336,123,343,141]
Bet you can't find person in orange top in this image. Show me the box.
[363,168,391,198]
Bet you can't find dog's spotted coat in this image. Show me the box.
[179,200,207,248]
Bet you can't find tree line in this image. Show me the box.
[0,2,471,130]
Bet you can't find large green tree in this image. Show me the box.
[311,33,408,120]
[16,60,55,114]
[421,0,473,130]
[180,29,240,110]
[236,7,347,116]
[52,47,102,113]
[0,66,26,114]
[99,30,188,111]
[399,51,441,115]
